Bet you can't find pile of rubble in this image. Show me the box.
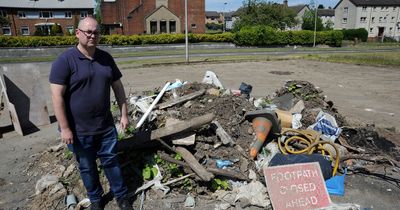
[28,72,399,210]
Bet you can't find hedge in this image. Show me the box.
[233,26,343,47]
[0,30,343,47]
[342,28,368,42]
[0,33,234,47]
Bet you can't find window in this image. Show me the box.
[369,28,373,33]
[40,11,53,18]
[389,27,393,33]
[391,17,395,23]
[2,26,11,35]
[394,7,397,11]
[66,25,74,35]
[362,6,367,11]
[343,7,348,14]
[383,17,387,23]
[371,17,375,23]
[373,6,377,11]
[360,17,366,23]
[21,26,30,35]
[150,20,157,34]
[379,17,383,23]
[169,20,176,33]
[191,23,197,29]
[18,11,26,18]
[342,18,347,24]
[80,11,88,18]
[160,20,167,33]
[65,11,72,18]
[381,6,384,10]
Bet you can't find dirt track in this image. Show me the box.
[0,60,399,209]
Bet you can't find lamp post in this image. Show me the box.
[185,0,188,63]
[223,2,227,33]
[313,0,317,47]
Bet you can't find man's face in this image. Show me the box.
[76,19,99,47]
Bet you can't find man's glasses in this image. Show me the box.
[78,29,100,37]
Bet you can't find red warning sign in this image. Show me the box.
[263,162,331,210]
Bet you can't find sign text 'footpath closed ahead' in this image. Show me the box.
[263,162,331,210]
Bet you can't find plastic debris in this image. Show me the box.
[309,110,342,142]
[202,71,224,89]
[216,159,234,169]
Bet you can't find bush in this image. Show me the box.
[342,28,368,42]
[233,26,343,47]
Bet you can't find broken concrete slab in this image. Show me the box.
[0,64,50,135]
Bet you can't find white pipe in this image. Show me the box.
[135,82,171,129]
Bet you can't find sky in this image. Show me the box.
[206,0,339,12]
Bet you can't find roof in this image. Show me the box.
[289,4,308,14]
[0,0,94,9]
[205,11,220,18]
[318,9,334,17]
[335,0,400,8]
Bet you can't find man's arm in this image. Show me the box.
[112,79,129,130]
[50,83,73,144]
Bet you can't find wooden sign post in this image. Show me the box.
[263,162,331,210]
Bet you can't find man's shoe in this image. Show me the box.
[90,201,104,210]
[117,197,133,210]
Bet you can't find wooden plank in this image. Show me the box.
[157,89,205,109]
[159,153,249,181]
[0,75,23,135]
[151,113,214,140]
[212,120,235,145]
[118,113,215,151]
[175,146,214,181]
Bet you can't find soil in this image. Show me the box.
[0,60,400,210]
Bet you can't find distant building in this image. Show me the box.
[288,4,310,30]
[334,0,400,41]
[318,9,335,28]
[205,11,220,24]
[0,0,93,36]
[101,0,205,35]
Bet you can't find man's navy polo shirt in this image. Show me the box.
[49,47,122,135]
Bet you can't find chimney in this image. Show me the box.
[283,0,288,7]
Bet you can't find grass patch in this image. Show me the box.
[302,51,400,67]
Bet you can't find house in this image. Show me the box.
[334,0,400,40]
[318,9,335,28]
[101,0,205,35]
[0,0,94,36]
[205,11,220,24]
[288,4,310,30]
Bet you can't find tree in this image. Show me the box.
[0,16,10,26]
[233,0,297,31]
[324,19,334,30]
[302,10,323,31]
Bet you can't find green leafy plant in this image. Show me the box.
[64,150,73,159]
[211,178,229,191]
[142,164,158,180]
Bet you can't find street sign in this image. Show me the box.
[263,162,331,210]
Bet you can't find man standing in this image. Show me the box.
[49,17,133,210]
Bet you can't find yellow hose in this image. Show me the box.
[278,128,340,176]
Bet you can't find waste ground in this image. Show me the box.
[1,60,400,210]
[27,79,400,210]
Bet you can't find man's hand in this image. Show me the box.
[61,128,74,144]
[120,114,129,131]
